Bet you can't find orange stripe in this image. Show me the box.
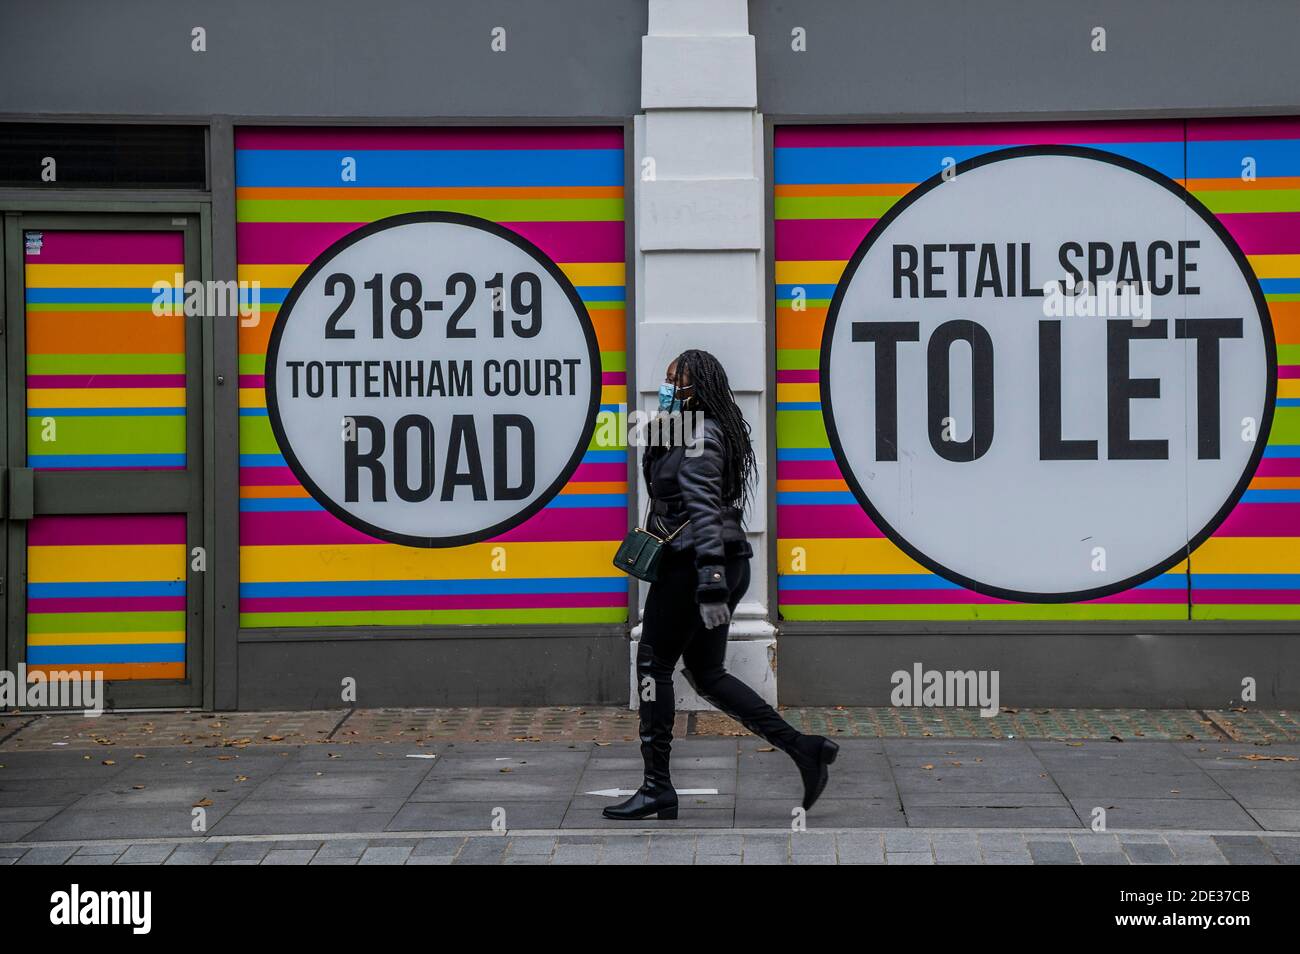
[1251,477,1300,489]
[28,312,185,355]
[240,485,311,498]
[777,479,849,492]
[560,481,628,494]
[1270,301,1300,345]
[776,306,830,350]
[774,183,913,197]
[1186,176,1300,191]
[236,186,624,200]
[25,662,185,681]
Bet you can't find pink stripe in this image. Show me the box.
[775,120,1184,148]
[776,505,882,538]
[1214,503,1300,536]
[572,462,627,482]
[1279,366,1299,379]
[775,219,875,261]
[1188,118,1300,141]
[602,371,627,385]
[28,374,185,389]
[1256,458,1300,477]
[240,467,301,487]
[235,127,624,151]
[1215,212,1300,254]
[239,507,626,545]
[236,220,625,265]
[29,513,185,547]
[779,588,1186,605]
[1188,589,1300,604]
[492,507,626,542]
[28,597,186,614]
[25,231,183,265]
[777,460,843,480]
[241,592,625,613]
[239,375,265,389]
[776,370,820,383]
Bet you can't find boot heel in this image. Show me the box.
[822,739,839,765]
[657,806,679,820]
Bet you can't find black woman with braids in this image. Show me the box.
[603,349,838,821]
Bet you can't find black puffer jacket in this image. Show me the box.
[641,416,754,603]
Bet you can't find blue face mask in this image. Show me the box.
[658,383,683,413]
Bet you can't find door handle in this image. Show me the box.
[8,467,33,520]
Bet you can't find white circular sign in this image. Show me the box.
[821,146,1276,602]
[267,212,600,547]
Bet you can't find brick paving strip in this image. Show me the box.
[2,828,1298,865]
[1,707,1296,750]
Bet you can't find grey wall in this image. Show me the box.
[0,0,645,119]
[752,0,1300,117]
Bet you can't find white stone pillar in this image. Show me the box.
[629,0,774,708]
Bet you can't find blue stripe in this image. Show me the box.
[1280,398,1300,407]
[1187,140,1300,179]
[241,577,628,597]
[1259,278,1300,294]
[1191,574,1300,589]
[777,284,836,300]
[241,454,287,466]
[240,498,322,512]
[777,402,823,411]
[777,492,857,505]
[546,494,626,508]
[581,450,627,463]
[576,285,625,303]
[29,454,185,468]
[28,407,185,417]
[1264,445,1300,457]
[27,644,186,664]
[777,448,834,461]
[29,581,186,598]
[774,142,1185,185]
[778,573,1185,591]
[234,149,625,187]
[240,408,269,416]
[26,288,181,304]
[1241,489,1300,503]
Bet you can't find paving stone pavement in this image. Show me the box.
[1,735,1298,863]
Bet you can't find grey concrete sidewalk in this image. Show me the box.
[2,737,1298,864]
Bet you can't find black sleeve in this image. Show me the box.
[677,423,729,602]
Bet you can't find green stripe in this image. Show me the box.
[240,416,279,454]
[776,299,833,309]
[28,354,186,374]
[779,604,1188,621]
[26,303,169,313]
[239,607,627,627]
[1268,293,1300,302]
[29,417,184,453]
[1279,344,1300,365]
[777,410,829,448]
[1193,606,1300,620]
[1269,407,1300,443]
[1192,189,1300,214]
[237,198,624,223]
[777,349,820,371]
[774,195,898,220]
[27,612,185,634]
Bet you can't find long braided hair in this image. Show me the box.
[673,349,757,511]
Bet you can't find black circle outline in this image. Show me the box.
[265,211,603,549]
[819,144,1278,603]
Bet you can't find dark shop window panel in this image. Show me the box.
[0,123,207,189]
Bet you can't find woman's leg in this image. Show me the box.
[603,549,698,820]
[681,555,839,809]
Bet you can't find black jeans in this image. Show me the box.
[637,545,803,779]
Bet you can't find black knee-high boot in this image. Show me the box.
[603,644,679,820]
[687,669,839,811]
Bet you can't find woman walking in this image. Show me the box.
[604,349,838,821]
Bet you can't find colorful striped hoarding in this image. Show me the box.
[24,231,187,470]
[26,514,187,680]
[774,118,1299,621]
[235,126,628,629]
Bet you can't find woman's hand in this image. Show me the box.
[700,602,731,629]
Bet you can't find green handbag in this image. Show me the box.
[612,500,688,583]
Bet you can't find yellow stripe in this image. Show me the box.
[238,261,626,288]
[24,264,184,288]
[28,632,185,646]
[777,538,927,574]
[29,388,185,408]
[777,383,822,402]
[775,261,849,285]
[1246,254,1300,279]
[1190,537,1300,573]
[29,545,186,583]
[240,541,621,581]
[1280,380,1300,398]
[239,388,266,409]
